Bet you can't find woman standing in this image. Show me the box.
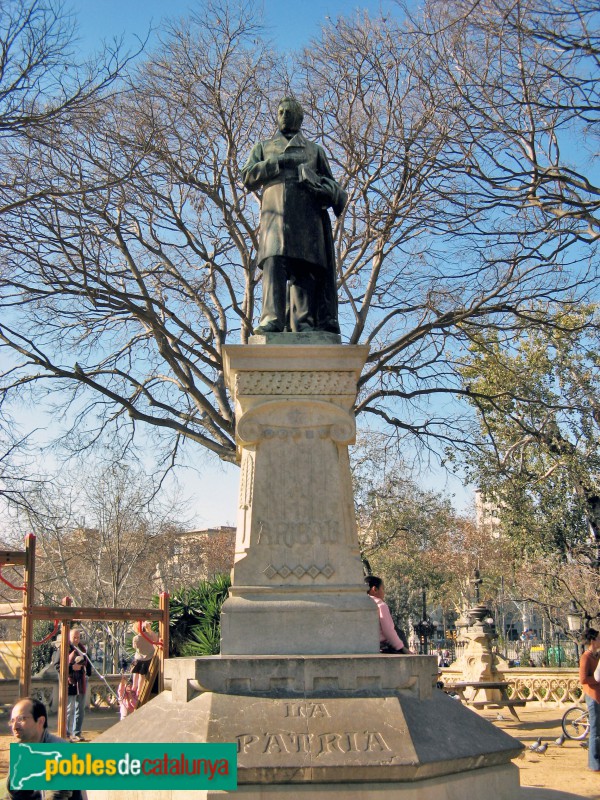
[579,627,600,772]
[131,621,159,693]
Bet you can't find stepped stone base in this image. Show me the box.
[88,655,523,800]
[89,765,520,800]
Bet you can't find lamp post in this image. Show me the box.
[414,586,436,655]
[471,569,482,604]
[566,599,583,660]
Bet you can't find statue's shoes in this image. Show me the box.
[319,322,341,334]
[253,322,284,333]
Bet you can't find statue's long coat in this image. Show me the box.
[241,131,346,271]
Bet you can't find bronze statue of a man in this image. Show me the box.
[241,97,347,334]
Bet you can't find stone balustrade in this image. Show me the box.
[442,666,583,706]
[0,675,124,712]
[499,667,583,705]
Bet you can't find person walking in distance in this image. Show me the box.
[580,627,600,772]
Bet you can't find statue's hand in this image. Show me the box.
[304,183,330,204]
[278,152,301,169]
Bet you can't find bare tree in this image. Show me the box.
[0,415,38,510]
[511,550,600,633]
[15,462,182,607]
[0,2,277,465]
[0,0,597,475]
[0,0,136,213]
[405,0,598,243]
[11,458,186,668]
[0,0,137,501]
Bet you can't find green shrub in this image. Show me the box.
[155,574,231,657]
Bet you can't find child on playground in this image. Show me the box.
[130,620,159,693]
[117,675,138,719]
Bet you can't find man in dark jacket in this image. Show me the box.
[52,629,92,742]
[241,97,347,334]
[6,696,83,799]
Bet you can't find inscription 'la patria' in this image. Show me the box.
[285,702,330,717]
[236,730,391,756]
[236,702,391,758]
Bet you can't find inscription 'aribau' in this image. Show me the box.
[258,520,340,546]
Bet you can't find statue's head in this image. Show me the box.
[277,97,304,134]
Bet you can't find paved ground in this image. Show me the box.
[477,706,599,800]
[0,705,598,798]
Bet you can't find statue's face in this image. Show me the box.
[278,102,301,134]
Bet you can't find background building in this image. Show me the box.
[153,526,235,591]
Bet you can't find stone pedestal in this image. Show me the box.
[220,340,378,655]
[89,340,525,800]
[90,655,522,800]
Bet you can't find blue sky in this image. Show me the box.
[73,0,399,54]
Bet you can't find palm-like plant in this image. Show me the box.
[155,574,231,657]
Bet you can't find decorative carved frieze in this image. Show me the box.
[263,563,335,580]
[236,371,356,396]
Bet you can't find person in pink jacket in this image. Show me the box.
[365,576,412,654]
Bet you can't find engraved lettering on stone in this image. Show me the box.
[255,426,334,441]
[288,733,311,753]
[284,702,330,718]
[237,734,259,754]
[257,520,340,547]
[252,434,348,546]
[319,733,346,754]
[365,731,390,751]
[236,371,355,396]
[235,731,392,756]
[263,733,288,754]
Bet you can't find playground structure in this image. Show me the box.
[0,533,169,737]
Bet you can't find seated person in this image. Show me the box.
[365,575,412,654]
